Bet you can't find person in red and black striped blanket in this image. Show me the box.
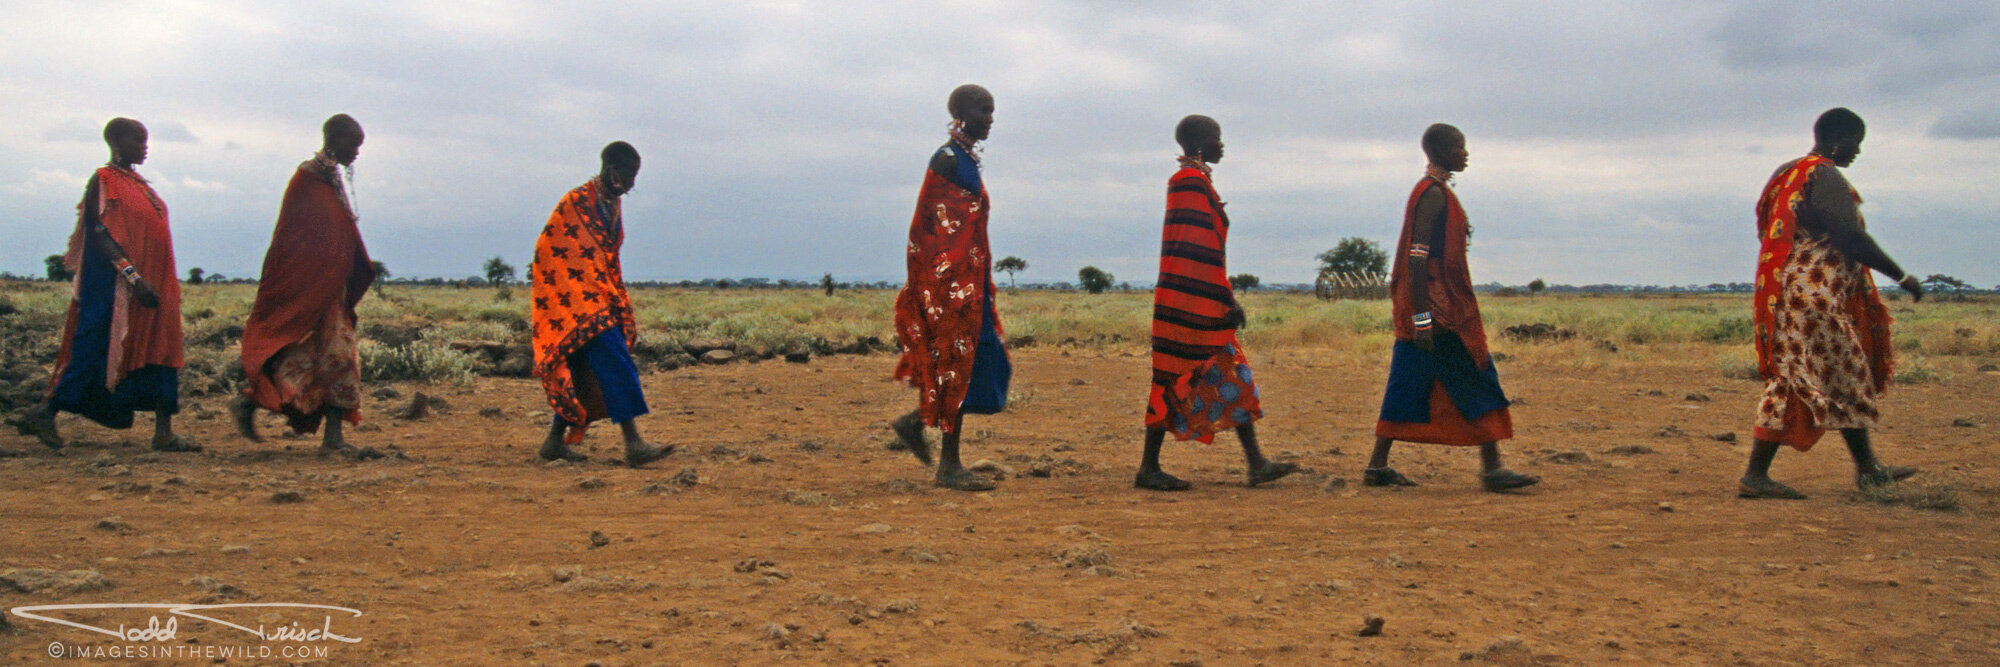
[1134,115,1299,491]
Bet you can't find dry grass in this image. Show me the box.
[1854,476,1964,513]
[1,279,1995,383]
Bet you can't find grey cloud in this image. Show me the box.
[1929,106,2000,139]
[1,1,1995,287]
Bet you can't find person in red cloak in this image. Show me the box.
[25,118,196,452]
[890,84,1013,491]
[231,114,381,459]
[1364,124,1537,493]
[1134,114,1298,491]
[1738,108,1925,499]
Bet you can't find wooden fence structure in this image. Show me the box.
[1315,271,1388,301]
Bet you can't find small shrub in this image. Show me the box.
[359,340,475,384]
[1855,478,1962,513]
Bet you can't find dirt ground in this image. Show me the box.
[2,346,1997,665]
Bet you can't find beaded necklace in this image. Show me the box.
[103,163,166,215]
[947,120,981,165]
[1177,154,1212,177]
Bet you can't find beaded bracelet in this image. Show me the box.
[1412,312,1433,332]
[1407,243,1430,259]
[114,258,140,284]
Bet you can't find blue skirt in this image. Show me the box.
[571,328,649,424]
[49,242,178,429]
[960,294,1011,415]
[1377,331,1508,424]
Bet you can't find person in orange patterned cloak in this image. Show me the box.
[25,118,196,453]
[529,142,671,468]
[232,115,380,460]
[890,84,1013,491]
[1738,108,1925,500]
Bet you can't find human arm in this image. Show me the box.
[1805,166,1921,301]
[81,175,160,308]
[1405,185,1444,350]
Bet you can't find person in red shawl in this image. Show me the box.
[24,118,196,452]
[1738,108,1924,500]
[1134,115,1298,492]
[890,84,1013,491]
[1365,124,1537,493]
[529,142,671,468]
[231,115,381,459]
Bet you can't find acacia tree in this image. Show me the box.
[996,256,1028,288]
[1317,237,1388,276]
[1229,273,1260,292]
[45,254,73,282]
[483,256,517,285]
[1528,278,1547,296]
[1922,274,1967,292]
[1077,266,1114,294]
[821,272,835,297]
[187,267,206,285]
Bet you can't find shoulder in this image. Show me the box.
[1168,169,1211,191]
[1410,179,1448,207]
[1807,162,1847,185]
[927,144,959,176]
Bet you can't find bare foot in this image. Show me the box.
[538,441,587,463]
[1246,460,1300,487]
[624,442,674,468]
[935,467,995,492]
[229,395,262,442]
[1739,476,1807,499]
[1134,469,1191,491]
[891,413,932,467]
[150,434,202,453]
[1479,468,1539,493]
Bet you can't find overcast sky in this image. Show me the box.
[3,1,1995,287]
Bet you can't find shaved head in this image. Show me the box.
[322,114,363,143]
[1175,115,1220,154]
[600,141,641,170]
[1421,123,1463,164]
[947,84,992,118]
[1813,107,1865,145]
[945,84,996,143]
[103,117,145,146]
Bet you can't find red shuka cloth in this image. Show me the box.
[1377,175,1511,446]
[531,179,636,444]
[1750,156,1893,451]
[1145,165,1261,442]
[241,162,375,425]
[1389,176,1491,366]
[893,166,1000,433]
[49,166,183,394]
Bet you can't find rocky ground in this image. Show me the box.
[2,347,1997,665]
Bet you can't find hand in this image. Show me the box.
[132,280,160,309]
[1897,275,1924,303]
[1413,326,1435,353]
[1225,303,1247,330]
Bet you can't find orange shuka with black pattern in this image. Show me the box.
[530,178,636,444]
